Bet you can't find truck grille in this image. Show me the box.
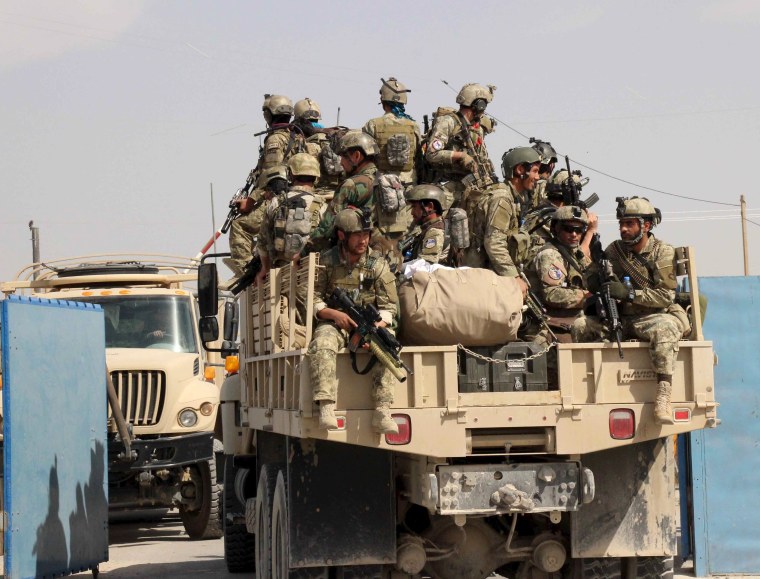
[110,370,166,426]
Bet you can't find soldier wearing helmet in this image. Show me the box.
[404,185,448,264]
[529,138,558,210]
[227,165,291,275]
[424,83,497,203]
[254,154,325,284]
[307,131,382,252]
[362,77,421,186]
[308,208,400,434]
[572,197,684,425]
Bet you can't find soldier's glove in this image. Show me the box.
[458,153,477,173]
[604,281,631,301]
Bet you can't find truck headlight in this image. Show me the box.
[178,409,198,428]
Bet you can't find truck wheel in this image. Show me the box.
[572,558,621,579]
[627,556,674,579]
[255,464,279,579]
[272,470,290,579]
[180,458,223,540]
[223,458,255,572]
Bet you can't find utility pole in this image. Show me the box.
[741,195,749,276]
[29,220,40,281]
[210,183,218,257]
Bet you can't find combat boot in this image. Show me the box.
[372,404,399,435]
[654,381,674,425]
[318,401,339,430]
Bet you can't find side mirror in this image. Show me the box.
[221,340,238,359]
[223,301,239,342]
[198,263,218,317]
[199,316,219,344]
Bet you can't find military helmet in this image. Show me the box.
[616,196,661,226]
[379,77,410,105]
[294,97,321,121]
[456,83,496,107]
[258,164,289,188]
[406,184,447,213]
[288,153,321,179]
[335,207,372,233]
[262,94,294,117]
[530,138,558,165]
[480,115,496,135]
[551,205,589,226]
[337,130,380,157]
[501,146,543,179]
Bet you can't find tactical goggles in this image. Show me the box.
[560,224,587,235]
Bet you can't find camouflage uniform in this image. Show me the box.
[425,109,494,206]
[228,192,268,276]
[363,112,422,186]
[572,235,681,375]
[462,181,521,277]
[308,247,399,405]
[309,163,377,250]
[409,217,446,264]
[257,185,323,267]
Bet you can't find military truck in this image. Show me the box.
[1,255,224,540]
[198,249,717,577]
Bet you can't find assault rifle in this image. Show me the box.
[457,112,494,188]
[221,168,264,234]
[326,287,412,382]
[228,254,262,295]
[518,268,558,343]
[544,156,598,210]
[589,234,624,358]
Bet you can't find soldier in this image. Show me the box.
[404,185,448,264]
[294,97,344,197]
[307,208,400,434]
[526,206,598,346]
[228,95,303,274]
[362,77,421,187]
[529,138,558,211]
[255,154,324,285]
[572,197,682,425]
[228,165,290,275]
[425,83,497,207]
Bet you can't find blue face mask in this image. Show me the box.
[389,103,415,122]
[311,121,324,129]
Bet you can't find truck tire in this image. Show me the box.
[572,558,621,579]
[628,556,674,579]
[272,470,290,579]
[255,464,279,579]
[223,458,255,573]
[180,458,223,540]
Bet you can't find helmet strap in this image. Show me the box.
[622,217,646,246]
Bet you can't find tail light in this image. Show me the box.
[609,409,635,440]
[385,414,411,445]
[674,408,692,422]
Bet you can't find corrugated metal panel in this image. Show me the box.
[691,276,760,575]
[1,296,108,579]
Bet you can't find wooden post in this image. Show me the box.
[741,194,749,276]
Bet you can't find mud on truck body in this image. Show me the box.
[198,249,717,578]
[1,255,224,540]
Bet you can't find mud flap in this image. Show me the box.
[286,437,395,568]
[571,437,676,558]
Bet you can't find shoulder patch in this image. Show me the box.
[548,265,564,280]
[431,139,444,151]
[424,237,437,249]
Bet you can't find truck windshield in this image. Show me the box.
[74,295,198,353]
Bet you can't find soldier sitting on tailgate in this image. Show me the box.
[255,153,325,285]
[572,197,686,425]
[307,208,400,435]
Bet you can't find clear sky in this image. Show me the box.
[2,0,759,282]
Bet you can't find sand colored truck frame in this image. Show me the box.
[1,255,224,540]
[198,248,717,578]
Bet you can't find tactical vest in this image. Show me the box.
[373,118,416,173]
[324,249,381,308]
[272,190,323,262]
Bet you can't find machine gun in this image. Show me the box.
[518,268,558,343]
[228,254,262,296]
[221,168,264,234]
[326,287,412,382]
[589,234,624,358]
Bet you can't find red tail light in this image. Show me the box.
[673,408,691,422]
[385,414,411,445]
[609,409,635,440]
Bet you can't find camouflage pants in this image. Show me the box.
[571,312,681,374]
[228,205,266,276]
[307,322,396,405]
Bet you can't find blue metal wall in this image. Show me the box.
[691,276,760,576]
[2,296,108,579]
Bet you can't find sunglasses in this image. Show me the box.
[560,224,587,235]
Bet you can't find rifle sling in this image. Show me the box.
[350,350,378,376]
[552,242,586,279]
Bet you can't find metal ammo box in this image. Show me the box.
[457,343,548,393]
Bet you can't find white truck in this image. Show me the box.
[1,255,224,540]
[198,248,717,577]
